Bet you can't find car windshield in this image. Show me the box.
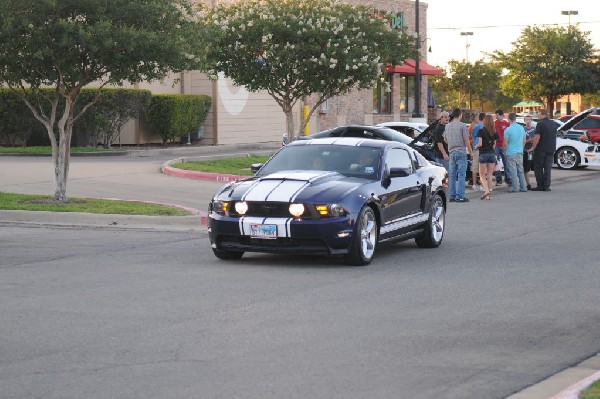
[256,144,382,180]
[375,127,413,145]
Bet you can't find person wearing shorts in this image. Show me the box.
[475,114,499,199]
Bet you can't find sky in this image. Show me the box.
[424,0,600,68]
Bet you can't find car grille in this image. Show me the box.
[235,202,318,219]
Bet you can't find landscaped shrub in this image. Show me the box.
[0,89,44,147]
[72,88,152,148]
[147,94,212,145]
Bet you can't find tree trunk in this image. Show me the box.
[50,98,74,201]
[283,99,295,144]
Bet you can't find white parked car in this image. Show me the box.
[517,110,599,170]
[554,109,600,169]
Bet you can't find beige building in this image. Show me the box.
[123,0,438,146]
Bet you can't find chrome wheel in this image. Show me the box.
[555,147,579,170]
[359,209,377,260]
[415,194,445,248]
[431,198,445,243]
[345,206,378,266]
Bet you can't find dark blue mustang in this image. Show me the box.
[208,138,449,265]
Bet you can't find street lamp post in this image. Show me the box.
[412,0,423,119]
[561,10,578,28]
[460,32,473,109]
[561,11,578,115]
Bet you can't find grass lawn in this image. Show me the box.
[170,154,271,176]
[0,192,193,216]
[581,379,600,399]
[0,146,123,154]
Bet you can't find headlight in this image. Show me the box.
[315,204,347,217]
[289,203,305,218]
[234,201,248,215]
[212,200,229,214]
[329,204,346,217]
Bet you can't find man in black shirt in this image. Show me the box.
[529,109,557,191]
[434,111,450,170]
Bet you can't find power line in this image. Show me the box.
[429,20,600,31]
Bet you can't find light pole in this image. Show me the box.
[561,11,578,115]
[412,0,423,119]
[561,10,578,28]
[460,32,473,109]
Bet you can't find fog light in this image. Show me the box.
[234,201,248,215]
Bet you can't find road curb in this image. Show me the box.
[0,209,208,230]
[509,353,600,399]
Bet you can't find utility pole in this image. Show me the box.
[412,0,423,119]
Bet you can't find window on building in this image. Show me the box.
[373,74,392,114]
[398,75,415,114]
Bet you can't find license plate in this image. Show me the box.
[250,224,277,239]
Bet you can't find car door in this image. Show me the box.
[574,117,600,143]
[379,147,425,238]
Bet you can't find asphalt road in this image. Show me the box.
[1,163,600,398]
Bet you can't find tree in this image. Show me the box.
[0,0,206,201]
[202,0,415,143]
[492,25,600,116]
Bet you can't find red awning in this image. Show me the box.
[385,59,443,76]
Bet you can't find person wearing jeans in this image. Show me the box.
[444,108,473,202]
[503,113,528,192]
[494,110,511,186]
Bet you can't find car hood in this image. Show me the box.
[217,170,364,203]
[559,108,594,132]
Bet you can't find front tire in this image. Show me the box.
[345,206,378,266]
[555,146,580,170]
[415,194,445,248]
[212,248,244,260]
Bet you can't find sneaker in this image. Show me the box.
[455,197,470,203]
[530,187,544,191]
[527,184,532,190]
[449,198,457,202]
[472,184,483,191]
[495,182,502,186]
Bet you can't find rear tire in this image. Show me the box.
[415,194,445,248]
[345,206,378,266]
[212,248,244,260]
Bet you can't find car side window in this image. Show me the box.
[385,148,414,175]
[575,118,600,129]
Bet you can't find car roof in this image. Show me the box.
[287,137,409,150]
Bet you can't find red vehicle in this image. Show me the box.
[559,109,600,143]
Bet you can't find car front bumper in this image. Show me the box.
[208,214,357,255]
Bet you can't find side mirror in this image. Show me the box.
[250,163,263,174]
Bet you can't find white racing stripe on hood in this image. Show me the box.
[242,171,336,202]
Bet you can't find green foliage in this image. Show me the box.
[430,60,514,112]
[73,88,152,148]
[148,95,212,145]
[0,192,192,216]
[202,0,416,139]
[0,89,44,147]
[171,155,271,176]
[492,25,600,114]
[0,0,208,200]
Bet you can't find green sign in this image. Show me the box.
[391,12,404,30]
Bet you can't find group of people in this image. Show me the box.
[433,107,558,202]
